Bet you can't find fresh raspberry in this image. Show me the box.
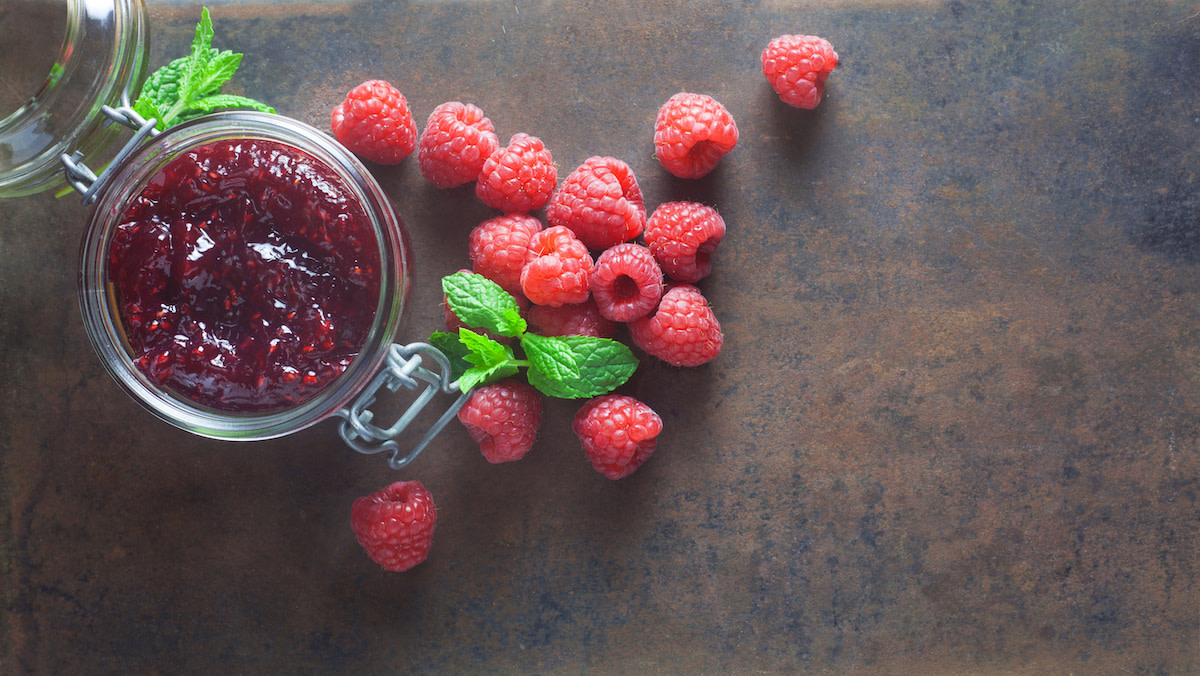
[653,92,739,179]
[629,284,722,367]
[475,133,558,213]
[330,80,418,165]
[468,214,544,296]
[572,395,663,479]
[545,156,646,251]
[644,201,726,283]
[417,101,501,188]
[590,243,664,322]
[527,299,618,338]
[761,35,839,110]
[520,226,594,307]
[350,480,437,572]
[457,380,543,463]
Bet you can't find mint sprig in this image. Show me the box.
[133,7,275,131]
[436,271,639,398]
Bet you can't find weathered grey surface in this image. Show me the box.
[2,0,1198,673]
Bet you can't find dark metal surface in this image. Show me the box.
[3,0,1199,672]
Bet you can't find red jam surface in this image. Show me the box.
[108,138,382,412]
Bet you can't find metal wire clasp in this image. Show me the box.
[336,343,473,470]
[60,94,159,205]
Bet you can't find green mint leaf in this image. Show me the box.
[178,7,216,105]
[192,50,243,98]
[142,8,273,130]
[524,335,638,399]
[456,329,521,393]
[132,95,165,127]
[520,332,581,383]
[135,54,192,128]
[188,94,276,116]
[428,331,470,382]
[459,328,510,368]
[442,271,527,338]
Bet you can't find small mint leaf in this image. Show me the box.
[521,333,581,383]
[457,367,490,393]
[132,95,165,127]
[567,335,639,393]
[443,271,526,338]
[525,335,638,399]
[456,329,521,392]
[428,331,470,382]
[458,362,518,393]
[179,7,216,104]
[526,368,589,399]
[192,50,242,98]
[459,328,510,367]
[188,94,276,115]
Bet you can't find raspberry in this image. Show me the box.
[572,395,663,479]
[475,133,558,213]
[457,380,543,463]
[590,243,664,322]
[629,284,722,367]
[351,480,437,572]
[545,156,646,250]
[527,299,618,338]
[330,80,418,165]
[417,101,501,188]
[653,92,739,179]
[644,201,726,283]
[468,214,543,296]
[520,226,594,307]
[761,35,839,110]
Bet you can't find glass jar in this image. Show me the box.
[1,0,466,468]
[0,0,149,197]
[78,111,413,441]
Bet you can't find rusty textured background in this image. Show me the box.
[2,0,1199,673]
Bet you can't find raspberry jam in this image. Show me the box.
[80,112,408,440]
[108,138,381,412]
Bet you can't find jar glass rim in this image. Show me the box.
[78,111,411,440]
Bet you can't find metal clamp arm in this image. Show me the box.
[60,97,160,205]
[335,342,473,470]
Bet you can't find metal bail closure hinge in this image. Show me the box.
[60,97,160,206]
[336,343,473,470]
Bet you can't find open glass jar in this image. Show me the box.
[78,111,413,441]
[0,0,148,197]
[2,0,467,469]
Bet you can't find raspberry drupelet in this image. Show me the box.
[457,380,543,463]
[351,480,437,572]
[475,133,558,213]
[644,201,726,283]
[629,284,723,367]
[520,226,594,307]
[468,213,544,297]
[330,79,418,165]
[526,299,618,338]
[546,156,646,251]
[590,243,664,322]
[653,92,739,179]
[418,101,500,188]
[761,34,839,110]
[573,395,663,479]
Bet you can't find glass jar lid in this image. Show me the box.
[0,0,148,197]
